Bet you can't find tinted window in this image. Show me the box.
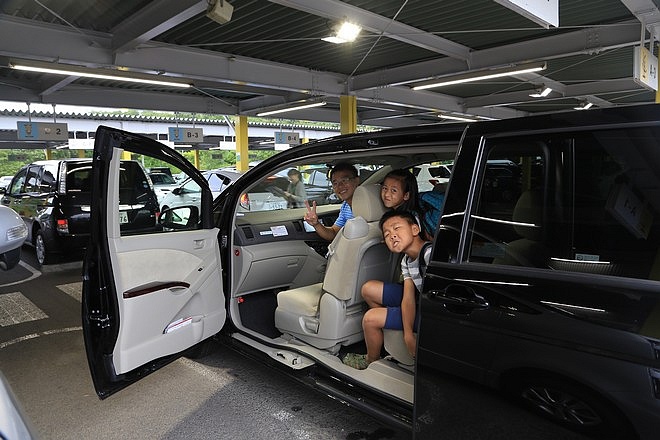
[118,162,160,236]
[40,163,58,192]
[119,162,153,204]
[149,173,175,185]
[66,163,93,192]
[9,168,26,194]
[467,128,660,281]
[24,165,40,193]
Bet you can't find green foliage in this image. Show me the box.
[1,109,328,178]
[0,149,95,177]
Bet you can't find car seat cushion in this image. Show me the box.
[276,283,323,316]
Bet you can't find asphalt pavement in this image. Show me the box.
[0,245,589,440]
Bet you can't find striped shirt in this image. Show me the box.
[334,201,354,228]
[401,242,432,292]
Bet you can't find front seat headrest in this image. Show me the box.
[351,184,386,222]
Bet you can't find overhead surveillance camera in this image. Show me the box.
[207,0,234,25]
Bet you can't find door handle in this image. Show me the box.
[193,239,205,249]
[428,285,489,311]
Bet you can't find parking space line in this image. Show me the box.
[0,326,82,349]
[57,282,82,302]
[0,261,41,288]
[0,292,48,327]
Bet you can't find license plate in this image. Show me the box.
[119,211,128,224]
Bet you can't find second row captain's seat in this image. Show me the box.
[274,184,398,352]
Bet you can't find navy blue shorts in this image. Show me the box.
[381,282,420,331]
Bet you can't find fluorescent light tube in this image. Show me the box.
[439,114,478,122]
[574,102,593,110]
[11,62,191,88]
[257,101,326,116]
[413,63,547,90]
[530,86,552,97]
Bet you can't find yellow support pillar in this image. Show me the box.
[121,150,132,160]
[45,148,52,160]
[235,115,249,172]
[340,95,357,135]
[78,149,86,158]
[193,149,200,169]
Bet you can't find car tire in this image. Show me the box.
[34,230,54,266]
[0,247,21,270]
[508,374,636,439]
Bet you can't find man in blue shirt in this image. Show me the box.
[303,163,359,241]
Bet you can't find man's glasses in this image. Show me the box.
[331,176,354,187]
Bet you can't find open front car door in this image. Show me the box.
[82,126,225,398]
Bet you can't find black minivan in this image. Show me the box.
[82,105,660,440]
[1,159,159,265]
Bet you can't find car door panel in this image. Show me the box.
[109,229,224,374]
[83,125,224,398]
[418,267,501,382]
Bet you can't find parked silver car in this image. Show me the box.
[159,169,240,212]
[0,205,27,270]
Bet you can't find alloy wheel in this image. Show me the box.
[521,385,602,427]
[35,232,46,265]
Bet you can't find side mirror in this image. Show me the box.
[159,206,199,230]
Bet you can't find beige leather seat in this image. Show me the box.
[383,330,416,366]
[493,190,549,267]
[274,184,398,352]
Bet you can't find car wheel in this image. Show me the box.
[509,374,636,439]
[34,230,53,266]
[0,247,21,270]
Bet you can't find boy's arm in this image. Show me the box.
[401,278,417,356]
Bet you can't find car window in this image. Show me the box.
[150,173,176,185]
[8,169,26,194]
[467,128,660,281]
[181,178,201,193]
[24,165,40,193]
[66,164,93,192]
[414,163,452,192]
[39,163,58,192]
[117,161,162,236]
[206,173,228,192]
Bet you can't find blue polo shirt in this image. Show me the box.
[333,201,353,228]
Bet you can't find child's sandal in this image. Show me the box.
[342,353,369,370]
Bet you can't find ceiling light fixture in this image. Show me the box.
[256,101,327,117]
[412,62,547,90]
[322,21,362,44]
[439,114,478,122]
[529,86,552,97]
[574,101,594,110]
[10,61,192,88]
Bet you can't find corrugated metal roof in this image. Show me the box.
[0,0,656,128]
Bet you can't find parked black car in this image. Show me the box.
[83,105,660,440]
[1,159,159,265]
